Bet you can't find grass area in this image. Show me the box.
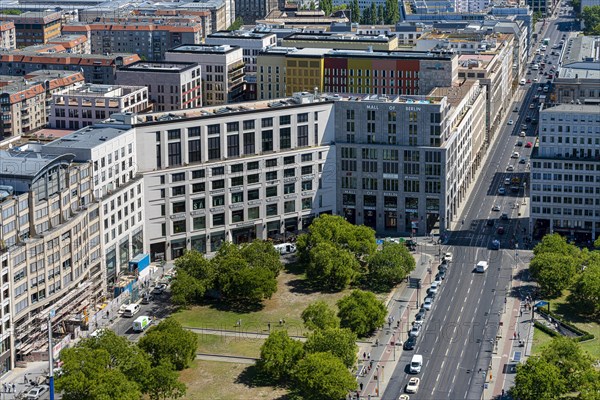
[174,266,361,338]
[544,290,600,361]
[179,360,288,400]
[531,325,555,355]
[196,334,264,359]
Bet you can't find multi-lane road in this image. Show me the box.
[383,6,578,399]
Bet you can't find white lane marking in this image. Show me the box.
[460,305,464,313]
[445,347,450,357]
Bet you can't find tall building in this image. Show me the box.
[50,84,151,130]
[0,22,16,51]
[235,0,279,24]
[116,61,203,112]
[1,11,62,47]
[0,70,85,137]
[166,45,245,106]
[530,104,600,242]
[205,30,277,75]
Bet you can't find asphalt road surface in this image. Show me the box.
[383,7,578,399]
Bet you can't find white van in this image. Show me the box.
[133,315,151,332]
[519,78,526,85]
[410,354,423,373]
[123,304,140,317]
[531,64,539,70]
[274,242,296,255]
[476,261,489,273]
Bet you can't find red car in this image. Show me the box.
[527,79,531,83]
[525,142,533,148]
[497,226,505,235]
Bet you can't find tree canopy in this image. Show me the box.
[385,0,400,24]
[138,318,198,371]
[366,242,415,291]
[257,330,305,382]
[306,241,361,290]
[304,327,357,368]
[582,6,600,35]
[569,262,600,317]
[530,234,581,297]
[337,289,386,337]
[292,352,356,400]
[301,300,340,331]
[511,356,566,400]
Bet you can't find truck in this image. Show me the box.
[133,315,151,332]
[476,261,489,273]
[543,38,550,46]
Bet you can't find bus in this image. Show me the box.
[543,38,550,46]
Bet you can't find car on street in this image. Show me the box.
[506,165,514,171]
[443,252,453,262]
[416,309,426,320]
[521,124,527,130]
[399,395,410,400]
[525,142,533,148]
[525,117,531,122]
[492,204,501,211]
[516,140,523,146]
[414,313,425,327]
[511,152,519,158]
[403,335,417,350]
[406,377,421,394]
[26,385,49,400]
[437,269,447,280]
[152,283,168,295]
[423,297,433,311]
[507,119,514,125]
[438,265,448,275]
[501,213,509,220]
[141,293,153,304]
[491,239,501,250]
[497,226,505,235]
[520,130,526,137]
[409,323,422,337]
[428,282,439,295]
[498,187,506,195]
[519,158,527,164]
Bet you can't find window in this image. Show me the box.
[172,186,185,196]
[231,210,244,222]
[248,189,259,200]
[243,120,255,130]
[227,135,239,157]
[302,198,312,210]
[284,183,295,194]
[247,161,259,170]
[168,142,181,166]
[231,163,243,173]
[301,165,313,175]
[212,179,225,190]
[266,186,277,197]
[280,115,291,125]
[284,155,295,165]
[284,168,295,178]
[262,117,273,127]
[227,122,239,132]
[301,153,313,162]
[247,174,259,184]
[262,130,273,152]
[284,200,295,213]
[192,169,205,179]
[172,201,186,213]
[298,113,309,123]
[231,192,244,203]
[280,127,291,149]
[212,195,225,206]
[297,125,309,147]
[193,216,206,230]
[188,126,201,137]
[192,198,205,210]
[172,172,185,182]
[207,124,220,135]
[167,129,181,140]
[172,220,186,233]
[189,140,201,163]
[243,132,255,154]
[212,213,225,226]
[208,137,220,160]
[212,166,225,176]
[192,183,205,193]
[266,203,278,216]
[301,181,312,191]
[248,207,260,219]
[231,176,244,186]
[266,159,277,167]
[266,171,278,181]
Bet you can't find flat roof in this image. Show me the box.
[44,125,132,151]
[118,61,199,72]
[207,30,276,39]
[0,150,75,179]
[169,44,240,54]
[541,104,600,113]
[284,32,397,43]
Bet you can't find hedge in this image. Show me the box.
[536,308,595,343]
[534,320,560,338]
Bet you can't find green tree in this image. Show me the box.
[533,233,580,258]
[579,370,600,400]
[533,11,543,25]
[541,337,595,392]
[240,239,283,277]
[310,0,316,9]
[360,6,371,24]
[57,347,142,400]
[366,242,415,291]
[306,242,360,290]
[171,250,215,306]
[377,4,385,24]
[385,0,400,24]
[320,0,332,15]
[511,356,567,400]
[370,3,377,23]
[257,330,305,382]
[138,318,198,370]
[337,289,386,337]
[569,262,600,317]
[349,0,361,23]
[582,5,600,35]
[0,9,21,15]
[292,352,356,400]
[301,300,340,331]
[228,16,244,30]
[304,327,357,368]
[146,361,186,400]
[529,252,577,297]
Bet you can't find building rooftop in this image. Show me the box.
[558,65,600,80]
[0,51,141,66]
[284,32,397,43]
[0,149,75,179]
[168,44,240,54]
[118,61,199,72]
[44,125,132,151]
[261,46,454,59]
[541,103,600,114]
[207,29,276,39]
[562,36,600,66]
[0,70,83,101]
[58,83,146,98]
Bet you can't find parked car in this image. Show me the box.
[152,283,168,295]
[423,297,433,311]
[491,239,501,250]
[403,335,417,350]
[493,204,501,211]
[409,324,422,337]
[497,226,505,235]
[443,252,453,262]
[437,269,446,280]
[428,282,439,295]
[516,140,523,147]
[498,187,506,195]
[26,385,49,400]
[405,377,421,394]
[525,142,533,148]
[141,293,153,304]
[506,165,514,172]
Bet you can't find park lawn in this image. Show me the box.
[546,291,600,361]
[196,334,264,359]
[531,325,555,355]
[174,267,363,338]
[179,360,288,400]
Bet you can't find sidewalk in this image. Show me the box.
[0,361,49,400]
[354,251,434,399]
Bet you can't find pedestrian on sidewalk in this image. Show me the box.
[375,339,379,347]
[513,331,517,340]
[363,352,366,360]
[368,352,371,359]
[360,382,363,391]
[11,383,15,393]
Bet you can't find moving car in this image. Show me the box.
[399,395,410,400]
[516,141,523,147]
[409,354,423,374]
[497,226,505,235]
[506,165,514,172]
[511,152,520,158]
[498,187,506,195]
[507,119,514,125]
[26,385,49,400]
[493,203,501,211]
[403,335,417,350]
[406,377,421,394]
[133,315,152,332]
[491,239,501,250]
[476,261,489,273]
[443,252,453,262]
[520,130,527,137]
[141,293,152,304]
[519,158,527,164]
[525,142,533,148]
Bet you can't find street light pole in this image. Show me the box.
[48,311,55,400]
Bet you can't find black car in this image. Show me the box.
[525,117,532,122]
[437,269,447,280]
[141,293,152,304]
[415,310,426,321]
[403,335,417,350]
[486,219,494,226]
[438,264,448,274]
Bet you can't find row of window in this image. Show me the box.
[342,193,440,209]
[531,172,600,182]
[531,195,600,205]
[531,207,599,217]
[340,177,441,193]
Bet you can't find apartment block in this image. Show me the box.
[0,52,141,85]
[0,70,84,137]
[235,0,279,24]
[205,30,277,75]
[0,149,102,367]
[44,124,145,287]
[2,11,62,47]
[282,32,400,51]
[47,34,90,54]
[0,22,16,50]
[530,104,600,242]
[166,45,245,106]
[130,92,336,260]
[257,47,458,100]
[50,84,151,130]
[116,61,202,112]
[335,80,487,235]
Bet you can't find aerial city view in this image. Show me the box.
[0,0,598,397]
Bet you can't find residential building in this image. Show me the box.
[455,0,490,13]
[50,84,151,130]
[257,9,349,29]
[257,47,458,99]
[205,30,277,75]
[0,148,102,368]
[235,0,279,24]
[0,22,16,51]
[116,61,203,111]
[0,52,141,85]
[335,80,487,235]
[553,36,600,104]
[281,32,400,51]
[131,92,336,260]
[47,34,90,54]
[1,11,62,47]
[44,124,145,287]
[530,104,600,242]
[62,22,203,61]
[525,0,556,16]
[166,45,245,106]
[0,70,84,137]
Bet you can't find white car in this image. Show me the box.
[512,152,520,158]
[506,165,515,172]
[406,377,421,394]
[492,204,501,211]
[443,252,453,262]
[507,120,514,125]
[428,282,439,295]
[26,385,49,400]
[399,395,410,400]
[410,323,422,337]
[423,297,433,311]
